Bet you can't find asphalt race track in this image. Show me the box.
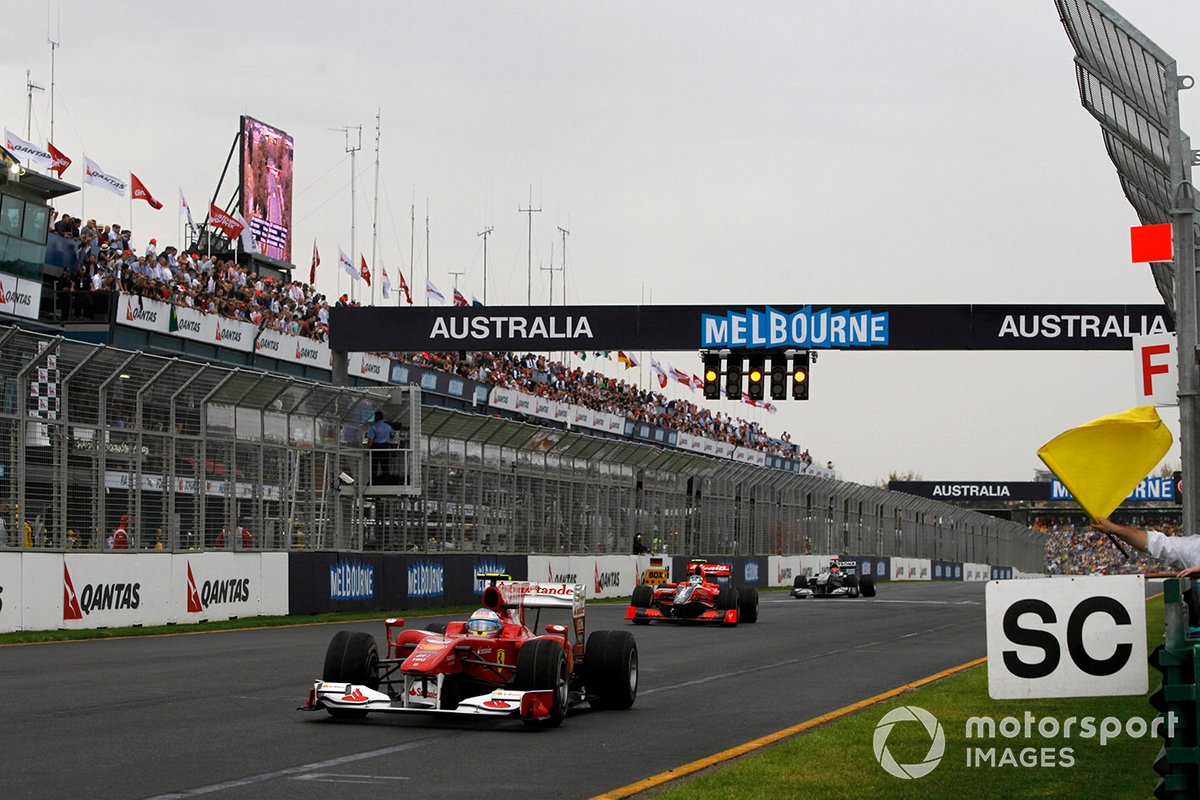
[3,582,988,800]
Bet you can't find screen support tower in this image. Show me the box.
[478,226,493,305]
[520,185,541,305]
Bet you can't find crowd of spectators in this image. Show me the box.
[44,213,821,465]
[1038,515,1176,575]
[48,212,346,340]
[399,350,814,461]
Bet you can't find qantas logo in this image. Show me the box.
[595,563,621,592]
[777,565,794,583]
[216,325,242,343]
[256,335,279,352]
[359,358,382,375]
[176,318,202,334]
[547,566,577,584]
[186,562,251,611]
[62,564,140,619]
[125,299,158,324]
[296,343,320,361]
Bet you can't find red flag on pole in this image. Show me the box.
[130,173,163,209]
[309,240,320,285]
[359,255,372,286]
[396,270,412,305]
[46,142,71,176]
[1131,224,1173,263]
[208,204,244,238]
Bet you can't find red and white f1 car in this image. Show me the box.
[303,576,638,728]
[625,559,758,626]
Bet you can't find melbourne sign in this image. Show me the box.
[329,304,1170,353]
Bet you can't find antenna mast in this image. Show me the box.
[541,242,562,305]
[477,226,493,304]
[370,110,380,306]
[557,225,570,306]
[25,71,45,143]
[519,184,541,305]
[425,198,430,306]
[47,3,59,142]
[331,125,362,300]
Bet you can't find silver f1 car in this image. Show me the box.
[792,558,876,599]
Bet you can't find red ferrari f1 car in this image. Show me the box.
[303,576,638,728]
[625,559,758,626]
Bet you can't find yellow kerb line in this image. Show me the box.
[589,656,987,800]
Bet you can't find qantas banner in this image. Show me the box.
[0,272,41,319]
[254,327,331,368]
[117,293,171,333]
[347,351,390,383]
[329,303,1172,352]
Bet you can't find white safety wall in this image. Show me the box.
[0,552,288,633]
[526,554,641,600]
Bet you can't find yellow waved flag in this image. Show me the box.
[1037,406,1173,521]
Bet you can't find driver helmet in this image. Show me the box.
[466,608,503,638]
[688,574,704,586]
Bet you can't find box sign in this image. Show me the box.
[986,575,1146,699]
[1132,332,1176,407]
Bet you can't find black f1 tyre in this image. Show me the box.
[715,585,739,611]
[515,638,570,728]
[860,575,877,597]
[631,585,654,608]
[584,630,639,710]
[322,631,380,718]
[793,575,807,590]
[423,622,447,634]
[738,586,759,623]
[846,574,860,598]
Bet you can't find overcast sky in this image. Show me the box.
[3,0,1196,486]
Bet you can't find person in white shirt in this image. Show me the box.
[1092,518,1200,577]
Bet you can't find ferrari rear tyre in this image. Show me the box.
[322,631,379,718]
[739,587,759,623]
[860,575,877,598]
[515,638,570,728]
[584,630,639,710]
[631,585,654,608]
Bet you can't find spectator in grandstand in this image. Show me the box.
[1091,517,1200,576]
[110,515,130,550]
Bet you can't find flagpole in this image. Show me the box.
[371,109,380,307]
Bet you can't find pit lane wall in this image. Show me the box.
[0,551,1014,632]
[0,552,287,632]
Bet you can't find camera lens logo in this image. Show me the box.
[872,706,945,779]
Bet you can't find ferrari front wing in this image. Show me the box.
[303,681,559,721]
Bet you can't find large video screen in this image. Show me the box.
[240,115,294,262]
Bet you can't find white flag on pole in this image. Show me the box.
[426,279,445,305]
[4,129,52,170]
[179,190,199,237]
[231,210,259,254]
[381,263,392,300]
[82,156,127,196]
[339,247,358,281]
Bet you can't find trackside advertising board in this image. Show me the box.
[0,552,287,632]
[329,303,1170,352]
[986,575,1146,699]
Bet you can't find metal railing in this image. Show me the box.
[0,325,1044,570]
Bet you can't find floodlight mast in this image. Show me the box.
[1166,61,1199,537]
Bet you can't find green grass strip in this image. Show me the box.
[647,596,1166,800]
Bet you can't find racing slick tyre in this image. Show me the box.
[423,622,447,634]
[631,585,654,608]
[716,585,739,611]
[515,638,570,728]
[860,575,877,598]
[322,631,380,719]
[738,587,759,623]
[793,575,807,590]
[584,630,639,710]
[846,574,860,598]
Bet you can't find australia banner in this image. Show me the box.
[329,303,1172,353]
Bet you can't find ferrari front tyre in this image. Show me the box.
[515,638,570,728]
[631,585,654,608]
[321,631,380,719]
[860,575,877,597]
[584,630,639,710]
[739,586,759,623]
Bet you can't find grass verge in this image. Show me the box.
[645,596,1165,800]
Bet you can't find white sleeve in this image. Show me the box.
[1144,530,1200,569]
